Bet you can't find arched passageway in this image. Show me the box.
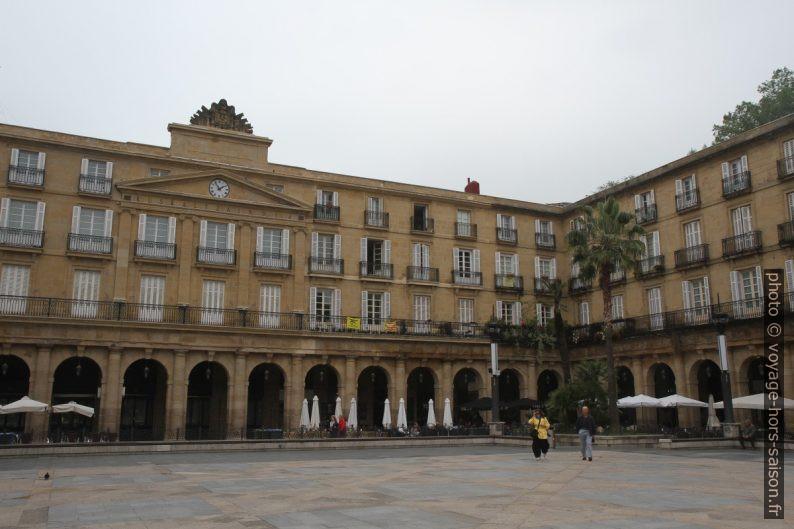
[357,366,389,429]
[186,361,228,440]
[247,363,285,432]
[50,357,101,441]
[120,359,167,441]
[304,364,338,426]
[407,367,435,426]
[0,355,30,434]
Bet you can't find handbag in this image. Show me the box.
[527,418,538,439]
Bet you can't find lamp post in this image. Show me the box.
[713,312,735,425]
[489,342,502,435]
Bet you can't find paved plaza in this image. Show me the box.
[0,445,789,529]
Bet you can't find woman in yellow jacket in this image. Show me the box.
[528,408,551,461]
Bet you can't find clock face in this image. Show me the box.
[209,178,230,198]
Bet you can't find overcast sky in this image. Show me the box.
[1,1,792,203]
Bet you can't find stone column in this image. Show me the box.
[237,224,252,308]
[344,356,356,412]
[672,353,694,427]
[230,351,247,437]
[292,229,307,310]
[442,360,452,402]
[168,350,187,438]
[631,356,646,425]
[527,360,538,400]
[289,355,304,430]
[27,346,52,434]
[281,356,293,430]
[177,217,194,304]
[100,347,122,433]
[112,209,133,301]
[395,357,406,400]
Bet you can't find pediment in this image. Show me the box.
[116,170,311,211]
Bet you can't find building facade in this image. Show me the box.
[0,100,792,439]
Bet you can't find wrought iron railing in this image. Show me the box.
[778,157,794,180]
[196,246,236,265]
[364,210,389,228]
[0,227,43,248]
[360,261,393,279]
[722,231,762,257]
[254,252,291,270]
[496,227,517,244]
[407,266,439,282]
[78,174,112,195]
[635,204,657,224]
[778,221,794,246]
[637,255,665,278]
[609,268,626,285]
[411,216,434,233]
[452,270,482,286]
[534,277,553,294]
[569,277,591,294]
[535,233,556,248]
[8,165,44,187]
[455,222,477,239]
[314,204,340,222]
[675,189,699,212]
[309,256,343,274]
[674,244,709,268]
[67,233,112,254]
[495,274,523,292]
[134,240,176,260]
[722,171,751,197]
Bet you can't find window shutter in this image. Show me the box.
[550,258,557,279]
[10,148,19,166]
[472,249,480,272]
[199,220,207,247]
[103,209,113,237]
[412,243,421,267]
[167,217,176,244]
[785,260,794,292]
[256,227,264,253]
[682,281,692,310]
[652,231,660,257]
[741,155,748,172]
[383,240,391,264]
[649,189,655,204]
[35,202,46,232]
[106,161,114,182]
[281,228,290,254]
[226,223,235,250]
[309,287,317,316]
[315,190,322,205]
[452,247,459,270]
[333,288,341,317]
[495,300,503,319]
[0,198,9,227]
[138,214,147,241]
[634,194,641,210]
[534,256,541,278]
[754,266,762,299]
[785,140,794,159]
[496,214,503,228]
[535,303,543,322]
[513,302,522,325]
[311,232,318,256]
[514,254,520,275]
[510,215,516,230]
[333,234,341,259]
[729,271,740,302]
[721,162,730,181]
[37,152,46,170]
[534,219,540,233]
[581,302,590,325]
[80,158,89,175]
[332,192,339,206]
[361,290,368,318]
[674,178,683,196]
[495,252,502,275]
[71,206,81,233]
[703,277,711,306]
[360,237,368,262]
[383,292,391,319]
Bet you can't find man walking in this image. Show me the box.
[738,419,756,449]
[575,406,596,462]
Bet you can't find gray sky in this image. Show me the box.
[1,1,792,203]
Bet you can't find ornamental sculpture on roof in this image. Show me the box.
[190,99,253,134]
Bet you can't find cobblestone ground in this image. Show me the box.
[0,445,789,529]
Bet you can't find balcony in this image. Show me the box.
[675,190,700,212]
[635,204,657,224]
[407,266,439,282]
[533,277,553,295]
[360,261,393,280]
[496,227,517,244]
[78,174,112,195]
[455,222,477,239]
[314,204,340,222]
[0,227,43,249]
[495,274,523,292]
[674,244,709,269]
[134,240,176,260]
[569,277,592,295]
[309,256,343,275]
[411,217,434,234]
[609,268,626,285]
[722,231,762,258]
[254,252,291,270]
[364,210,389,228]
[778,157,794,180]
[68,233,112,254]
[452,270,482,287]
[8,165,44,187]
[637,255,665,278]
[535,233,556,249]
[196,246,236,266]
[722,171,751,198]
[778,221,794,246]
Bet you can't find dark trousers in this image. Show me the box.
[532,438,549,457]
[739,434,755,449]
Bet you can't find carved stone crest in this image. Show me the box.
[190,99,253,134]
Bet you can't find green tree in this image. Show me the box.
[713,67,794,143]
[543,278,572,384]
[565,198,645,432]
[546,359,608,427]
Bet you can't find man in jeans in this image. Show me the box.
[575,406,596,462]
[738,419,757,449]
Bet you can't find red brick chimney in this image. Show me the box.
[464,178,480,194]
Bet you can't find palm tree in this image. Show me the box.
[543,278,572,384]
[566,197,645,432]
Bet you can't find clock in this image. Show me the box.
[209,178,230,198]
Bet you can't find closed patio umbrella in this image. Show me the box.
[706,394,721,430]
[617,394,661,408]
[309,395,320,429]
[658,394,707,408]
[382,398,392,429]
[396,398,407,429]
[334,396,343,419]
[0,396,48,414]
[299,398,310,429]
[715,393,794,410]
[442,398,453,428]
[51,401,94,417]
[347,398,358,430]
[426,399,436,427]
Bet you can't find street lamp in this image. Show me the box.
[713,312,735,424]
[489,343,500,424]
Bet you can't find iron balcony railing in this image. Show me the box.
[411,216,434,233]
[67,233,112,254]
[134,240,176,260]
[722,231,762,257]
[196,246,236,265]
[535,233,556,248]
[496,227,517,244]
[455,222,477,239]
[314,204,340,222]
[674,244,709,268]
[675,189,700,212]
[722,171,752,197]
[533,277,553,294]
[309,256,344,274]
[0,227,43,248]
[452,269,482,286]
[635,204,657,224]
[778,221,794,246]
[569,276,591,294]
[609,268,626,285]
[637,255,665,278]
[495,274,523,292]
[360,261,393,279]
[407,266,439,282]
[778,157,794,180]
[254,252,291,270]
[364,210,389,228]
[78,174,112,195]
[8,165,44,187]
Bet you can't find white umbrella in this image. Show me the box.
[334,396,343,419]
[382,398,392,429]
[396,397,407,429]
[616,394,661,408]
[706,394,721,430]
[310,395,320,429]
[658,394,707,408]
[426,398,436,427]
[442,397,453,428]
[51,401,94,417]
[348,398,358,430]
[299,398,310,429]
[715,393,794,410]
[0,396,48,414]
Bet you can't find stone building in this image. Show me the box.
[0,100,792,439]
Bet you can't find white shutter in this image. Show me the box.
[199,220,208,246]
[729,271,741,302]
[472,249,480,272]
[333,234,341,259]
[649,189,655,204]
[754,266,762,300]
[514,254,520,276]
[496,214,503,229]
[37,152,46,170]
[534,256,541,278]
[648,288,662,314]
[256,226,264,252]
[785,140,794,159]
[495,300,503,320]
[309,287,317,316]
[510,215,516,230]
[674,179,683,198]
[550,258,557,279]
[103,209,113,237]
[741,155,748,172]
[0,198,9,227]
[721,162,730,181]
[71,206,81,233]
[785,260,794,292]
[316,190,323,205]
[106,161,114,181]
[682,281,692,310]
[452,247,459,270]
[412,243,421,267]
[10,148,19,167]
[34,202,46,232]
[167,217,176,244]
[361,290,368,318]
[383,292,391,319]
[360,237,368,262]
[634,194,641,210]
[80,158,89,175]
[535,303,543,322]
[333,288,341,317]
[311,232,318,257]
[580,302,590,325]
[495,252,502,275]
[281,228,290,254]
[513,302,522,325]
[138,214,147,241]
[226,223,235,250]
[703,277,711,306]
[652,231,660,257]
[332,192,339,206]
[383,240,391,264]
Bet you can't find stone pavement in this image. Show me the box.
[0,445,789,529]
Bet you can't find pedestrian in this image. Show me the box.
[575,406,596,462]
[338,414,347,437]
[528,408,551,461]
[738,419,757,449]
[329,415,339,437]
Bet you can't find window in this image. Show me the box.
[634,190,656,223]
[77,208,108,236]
[496,300,521,325]
[535,220,555,247]
[495,252,517,275]
[259,284,281,327]
[0,264,30,314]
[675,174,698,210]
[787,192,794,220]
[647,287,663,330]
[636,190,655,209]
[458,298,474,323]
[726,156,747,177]
[412,243,430,268]
[365,197,386,227]
[204,221,228,248]
[0,199,45,246]
[683,220,702,247]
[361,290,390,328]
[198,221,235,264]
[682,277,710,324]
[569,216,584,232]
[138,275,165,322]
[317,190,338,206]
[730,267,762,318]
[149,168,170,177]
[140,215,171,243]
[536,220,553,235]
[310,287,341,329]
[201,280,225,324]
[258,228,284,254]
[534,256,556,279]
[453,247,481,284]
[643,231,660,256]
[85,160,108,179]
[783,139,794,175]
[79,159,113,194]
[70,207,113,253]
[578,302,590,325]
[9,149,45,186]
[611,295,624,321]
[314,233,337,259]
[456,209,474,237]
[496,214,516,242]
[535,303,551,327]
[786,260,794,307]
[72,270,100,318]
[367,196,383,213]
[360,237,391,277]
[731,206,752,235]
[16,150,41,170]
[413,295,429,321]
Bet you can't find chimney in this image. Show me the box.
[464,178,480,194]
